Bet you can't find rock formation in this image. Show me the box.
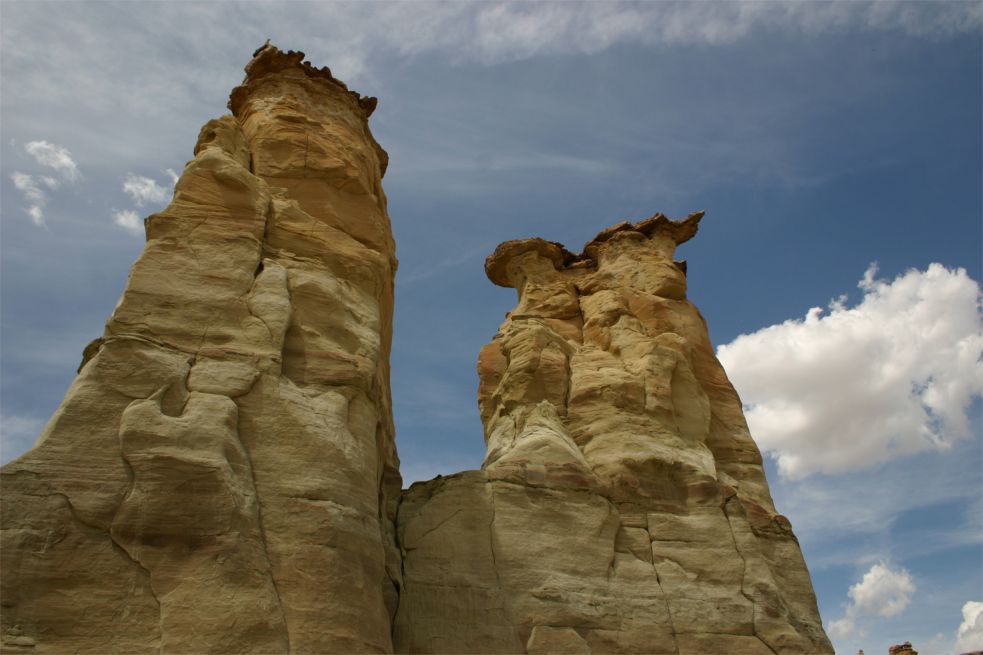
[1,44,832,655]
[394,215,834,654]
[1,44,400,653]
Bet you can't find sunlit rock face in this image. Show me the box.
[0,44,401,654]
[0,43,831,655]
[394,214,834,655]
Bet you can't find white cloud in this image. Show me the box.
[26,206,45,226]
[9,141,81,226]
[828,562,916,638]
[112,209,142,234]
[11,172,44,203]
[718,263,983,479]
[24,140,79,181]
[165,168,179,185]
[955,601,983,653]
[769,442,982,571]
[343,1,982,68]
[10,172,47,226]
[122,173,169,207]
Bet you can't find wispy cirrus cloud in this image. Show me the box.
[8,140,80,226]
[113,169,176,234]
[122,173,169,207]
[24,140,80,182]
[9,172,47,226]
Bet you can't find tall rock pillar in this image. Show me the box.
[394,214,833,654]
[1,44,400,654]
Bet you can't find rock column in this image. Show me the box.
[1,44,400,654]
[394,214,834,655]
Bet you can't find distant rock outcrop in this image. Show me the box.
[1,44,831,655]
[394,214,834,654]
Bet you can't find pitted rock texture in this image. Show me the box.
[1,44,401,654]
[394,213,834,654]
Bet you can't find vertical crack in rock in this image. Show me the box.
[722,495,779,655]
[636,516,681,655]
[486,484,521,648]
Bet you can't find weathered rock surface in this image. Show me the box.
[394,214,834,654]
[1,44,400,653]
[2,44,832,655]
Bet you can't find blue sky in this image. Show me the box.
[1,2,981,653]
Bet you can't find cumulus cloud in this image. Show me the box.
[955,601,983,653]
[24,140,79,182]
[122,173,170,207]
[717,263,983,479]
[112,209,142,234]
[828,562,916,638]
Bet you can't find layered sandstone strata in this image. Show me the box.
[1,44,401,653]
[394,214,834,654]
[1,44,832,655]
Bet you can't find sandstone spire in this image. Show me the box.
[1,44,833,655]
[394,213,834,654]
[1,44,400,653]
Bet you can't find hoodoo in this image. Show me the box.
[1,44,401,653]
[1,45,832,655]
[393,214,833,654]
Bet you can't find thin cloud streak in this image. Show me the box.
[122,173,169,207]
[24,140,79,182]
[7,140,81,227]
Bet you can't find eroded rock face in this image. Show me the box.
[394,214,834,654]
[1,44,400,654]
[2,44,830,655]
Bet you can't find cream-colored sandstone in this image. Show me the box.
[1,44,832,655]
[1,44,400,654]
[394,214,834,654]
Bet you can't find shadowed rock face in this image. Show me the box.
[1,45,831,655]
[1,44,401,654]
[393,214,834,655]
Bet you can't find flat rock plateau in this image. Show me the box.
[0,44,833,655]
